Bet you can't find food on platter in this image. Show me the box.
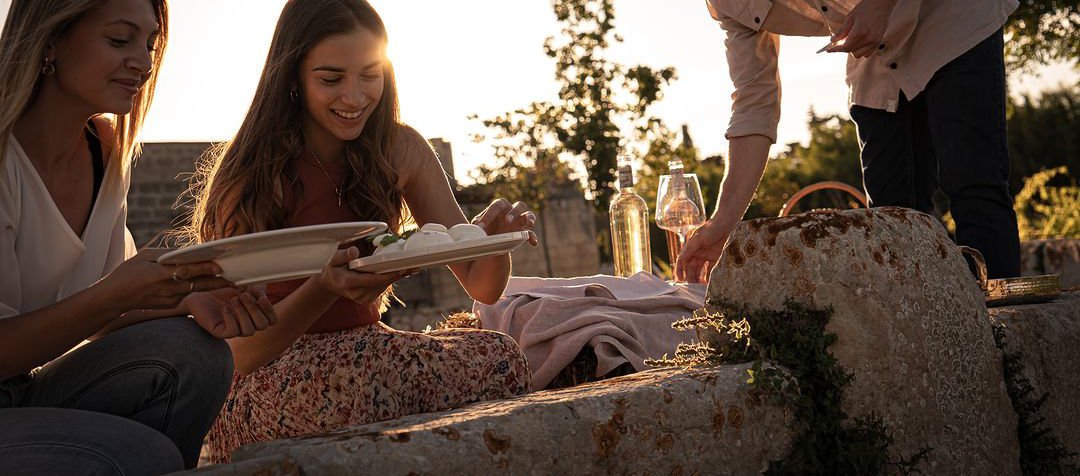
[371,223,489,256]
[448,223,487,241]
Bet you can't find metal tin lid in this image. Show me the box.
[960,246,1061,307]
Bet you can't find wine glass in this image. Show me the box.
[656,173,706,265]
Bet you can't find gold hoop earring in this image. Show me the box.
[41,57,55,76]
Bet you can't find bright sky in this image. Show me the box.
[1,0,1076,184]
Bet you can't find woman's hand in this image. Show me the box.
[183,287,277,339]
[315,247,412,303]
[471,198,538,246]
[99,248,234,313]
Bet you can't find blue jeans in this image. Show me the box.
[0,317,233,473]
[850,29,1021,278]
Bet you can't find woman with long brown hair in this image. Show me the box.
[191,0,534,462]
[0,0,276,473]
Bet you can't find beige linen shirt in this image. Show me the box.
[0,136,135,319]
[707,0,1018,142]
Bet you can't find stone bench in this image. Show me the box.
[180,365,794,475]
[179,209,1079,475]
[178,293,1078,476]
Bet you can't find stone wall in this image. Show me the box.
[129,142,214,247]
[1021,239,1080,288]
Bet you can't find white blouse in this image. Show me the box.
[0,135,135,319]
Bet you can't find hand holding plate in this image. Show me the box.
[471,198,538,246]
[100,248,233,312]
[318,247,413,303]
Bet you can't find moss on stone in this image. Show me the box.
[993,324,1079,475]
[650,299,930,475]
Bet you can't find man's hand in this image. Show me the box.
[675,217,736,283]
[828,0,898,58]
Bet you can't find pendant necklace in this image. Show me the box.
[309,150,344,207]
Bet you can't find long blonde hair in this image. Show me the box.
[186,0,405,243]
[0,0,169,173]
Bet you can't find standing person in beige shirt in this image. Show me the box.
[675,0,1022,282]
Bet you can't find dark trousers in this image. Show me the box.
[850,29,1021,278]
[0,317,234,473]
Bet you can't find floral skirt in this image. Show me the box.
[205,322,529,463]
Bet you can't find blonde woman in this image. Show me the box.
[0,0,276,473]
[189,0,535,462]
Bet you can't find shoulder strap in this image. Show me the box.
[84,122,105,206]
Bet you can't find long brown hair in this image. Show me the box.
[0,0,169,176]
[187,0,405,243]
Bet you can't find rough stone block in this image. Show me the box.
[990,292,1080,455]
[180,366,793,476]
[177,456,301,476]
[1021,239,1080,288]
[705,207,1022,475]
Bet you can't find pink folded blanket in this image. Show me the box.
[473,273,706,391]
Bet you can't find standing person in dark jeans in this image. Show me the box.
[0,0,277,474]
[675,0,1022,282]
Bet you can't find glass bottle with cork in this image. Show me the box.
[609,155,652,277]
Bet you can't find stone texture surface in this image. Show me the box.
[1021,239,1080,288]
[178,456,301,476]
[178,366,793,476]
[705,207,1021,476]
[990,292,1080,456]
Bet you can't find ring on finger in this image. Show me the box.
[172,269,180,282]
[189,281,195,293]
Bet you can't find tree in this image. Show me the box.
[473,0,676,213]
[471,0,677,263]
[1007,84,1080,193]
[1005,0,1080,73]
[748,111,864,219]
[1013,166,1080,239]
[468,102,578,276]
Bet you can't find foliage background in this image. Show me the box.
[468,0,1080,270]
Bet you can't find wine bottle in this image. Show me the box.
[610,155,653,277]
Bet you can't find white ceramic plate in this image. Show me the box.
[349,231,530,274]
[159,222,386,286]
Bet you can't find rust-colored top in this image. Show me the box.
[265,153,380,333]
